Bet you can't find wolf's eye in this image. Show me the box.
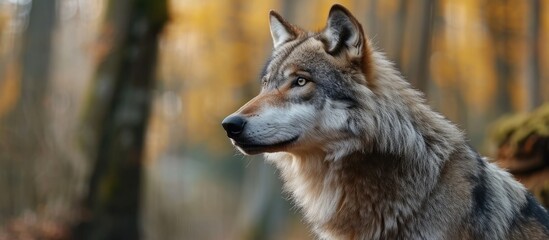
[295,77,308,87]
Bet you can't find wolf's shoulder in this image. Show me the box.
[459,147,549,239]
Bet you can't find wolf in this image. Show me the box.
[221,4,549,240]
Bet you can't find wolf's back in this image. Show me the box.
[452,151,549,239]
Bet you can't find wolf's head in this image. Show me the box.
[222,5,382,159]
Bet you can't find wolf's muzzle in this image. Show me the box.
[221,115,247,138]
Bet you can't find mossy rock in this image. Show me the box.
[488,103,549,150]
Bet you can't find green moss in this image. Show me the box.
[488,103,549,149]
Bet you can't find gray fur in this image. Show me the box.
[222,4,549,240]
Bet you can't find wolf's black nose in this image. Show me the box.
[222,115,246,137]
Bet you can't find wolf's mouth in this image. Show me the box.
[234,135,299,154]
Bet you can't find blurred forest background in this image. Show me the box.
[0,0,548,239]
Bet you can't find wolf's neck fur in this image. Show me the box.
[267,150,448,239]
[265,52,468,239]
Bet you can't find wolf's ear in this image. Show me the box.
[320,5,365,58]
[269,10,297,48]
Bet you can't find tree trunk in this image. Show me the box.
[485,0,514,114]
[0,0,56,223]
[527,0,541,109]
[406,0,434,93]
[73,0,168,239]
